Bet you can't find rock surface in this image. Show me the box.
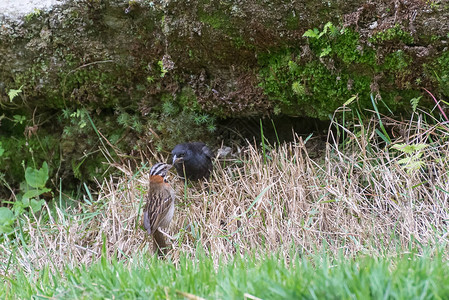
[0,0,61,20]
[0,0,448,188]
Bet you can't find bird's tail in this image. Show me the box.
[153,230,169,256]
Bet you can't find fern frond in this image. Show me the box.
[8,85,23,102]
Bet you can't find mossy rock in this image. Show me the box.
[0,0,448,193]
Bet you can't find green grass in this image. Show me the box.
[3,248,449,299]
[1,97,449,299]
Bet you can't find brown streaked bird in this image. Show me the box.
[171,142,213,181]
[143,163,175,256]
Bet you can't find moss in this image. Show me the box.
[258,49,373,119]
[427,51,449,97]
[24,8,42,22]
[369,25,414,45]
[178,87,201,111]
[232,36,255,50]
[285,11,300,30]
[381,50,411,71]
[333,29,376,66]
[141,89,217,150]
[258,24,419,119]
[199,10,231,31]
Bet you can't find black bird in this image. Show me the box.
[171,142,213,181]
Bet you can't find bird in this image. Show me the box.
[171,142,213,181]
[143,162,175,256]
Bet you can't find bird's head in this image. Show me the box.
[149,163,172,182]
[171,144,191,165]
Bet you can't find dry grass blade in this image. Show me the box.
[1,112,449,275]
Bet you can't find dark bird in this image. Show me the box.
[171,142,213,181]
[143,163,175,256]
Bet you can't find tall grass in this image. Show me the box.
[1,106,449,295]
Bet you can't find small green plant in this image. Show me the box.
[410,96,422,112]
[117,110,143,133]
[303,22,338,57]
[391,143,428,173]
[369,25,414,45]
[302,21,337,39]
[0,162,50,235]
[12,115,26,125]
[62,108,89,134]
[7,85,23,102]
[291,81,305,96]
[71,109,87,129]
[24,8,41,21]
[158,60,168,78]
[426,0,440,9]
[146,75,155,83]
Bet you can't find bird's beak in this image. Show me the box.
[172,155,183,164]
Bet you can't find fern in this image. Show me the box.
[391,143,428,154]
[410,96,422,112]
[320,22,335,37]
[320,45,332,57]
[8,85,23,102]
[391,143,428,173]
[303,28,319,38]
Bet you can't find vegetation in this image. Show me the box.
[2,2,449,296]
[1,94,449,297]
[257,22,421,119]
[3,248,449,299]
[2,0,448,190]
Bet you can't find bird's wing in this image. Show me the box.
[144,185,174,234]
[201,145,214,160]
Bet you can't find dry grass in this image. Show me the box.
[1,111,449,274]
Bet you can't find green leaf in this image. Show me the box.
[371,94,391,144]
[0,207,15,226]
[0,142,4,157]
[344,95,358,106]
[410,96,422,112]
[303,28,319,38]
[30,199,45,213]
[320,46,332,57]
[391,143,428,154]
[13,115,26,124]
[8,85,23,102]
[12,200,25,216]
[25,162,49,189]
[391,143,407,152]
[319,22,334,37]
[0,207,16,234]
[22,187,50,202]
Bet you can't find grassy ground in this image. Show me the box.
[3,248,449,299]
[1,107,449,298]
